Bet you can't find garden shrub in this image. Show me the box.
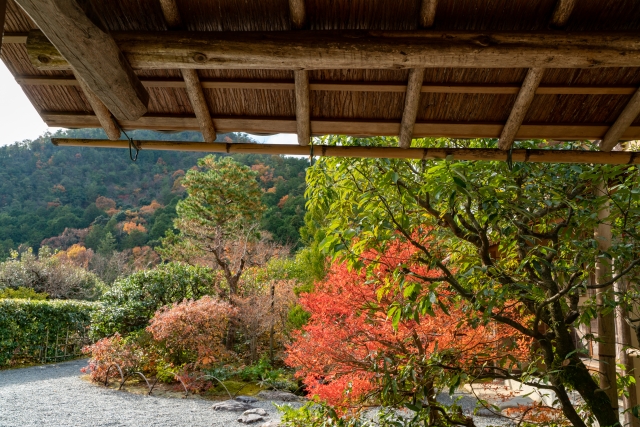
[0,287,48,300]
[90,262,218,338]
[147,295,235,367]
[0,298,98,366]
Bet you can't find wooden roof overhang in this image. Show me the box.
[2,0,640,156]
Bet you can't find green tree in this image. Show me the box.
[97,232,117,256]
[160,156,266,296]
[306,136,640,427]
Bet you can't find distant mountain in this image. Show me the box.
[0,128,308,260]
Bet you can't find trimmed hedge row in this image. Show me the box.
[0,299,99,366]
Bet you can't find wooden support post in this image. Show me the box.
[419,0,438,28]
[550,0,577,28]
[289,0,306,29]
[0,0,7,55]
[15,0,148,120]
[498,68,544,150]
[615,274,640,427]
[26,30,640,70]
[399,68,425,149]
[294,70,310,146]
[76,75,120,140]
[595,179,619,416]
[182,69,216,142]
[159,0,216,142]
[601,87,640,152]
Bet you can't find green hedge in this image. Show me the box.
[0,299,99,366]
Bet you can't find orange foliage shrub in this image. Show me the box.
[81,333,155,382]
[131,246,160,270]
[95,196,116,211]
[286,241,529,409]
[52,184,66,193]
[277,195,289,208]
[147,296,236,367]
[55,243,94,268]
[140,200,163,216]
[122,221,147,234]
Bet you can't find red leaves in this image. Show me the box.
[286,240,528,409]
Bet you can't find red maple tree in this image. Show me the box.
[286,239,530,409]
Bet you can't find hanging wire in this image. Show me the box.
[115,121,139,162]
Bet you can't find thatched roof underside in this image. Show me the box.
[2,0,640,148]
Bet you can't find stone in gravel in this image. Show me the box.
[476,407,497,417]
[243,408,267,416]
[260,422,280,427]
[236,396,259,403]
[498,396,534,410]
[256,390,300,402]
[212,400,255,412]
[237,413,265,424]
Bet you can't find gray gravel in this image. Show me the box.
[0,360,297,427]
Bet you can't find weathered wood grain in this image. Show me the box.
[16,0,148,120]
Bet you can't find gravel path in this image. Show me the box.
[0,360,294,427]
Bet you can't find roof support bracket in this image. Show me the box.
[289,0,306,29]
[294,70,311,146]
[76,75,120,140]
[182,69,217,142]
[498,68,544,151]
[15,0,148,121]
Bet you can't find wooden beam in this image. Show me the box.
[399,68,425,148]
[13,75,640,96]
[289,0,306,30]
[498,68,545,150]
[294,70,310,146]
[76,75,120,140]
[26,30,640,70]
[39,112,640,140]
[15,1,148,120]
[159,0,182,29]
[51,138,640,165]
[0,0,7,55]
[600,88,640,151]
[419,0,438,28]
[181,69,216,142]
[550,0,577,28]
[1,32,28,43]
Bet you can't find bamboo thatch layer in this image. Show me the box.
[2,0,640,137]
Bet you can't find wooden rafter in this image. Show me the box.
[159,0,216,142]
[182,69,216,142]
[52,138,640,166]
[76,75,120,140]
[159,0,182,29]
[294,70,310,146]
[498,68,544,150]
[14,0,148,121]
[550,0,576,28]
[289,0,306,29]
[12,75,640,96]
[2,32,28,43]
[26,30,640,70]
[419,0,438,28]
[40,113,640,141]
[399,68,425,149]
[600,88,640,152]
[0,0,7,55]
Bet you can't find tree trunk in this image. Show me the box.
[595,179,620,419]
[615,275,640,427]
[269,281,275,364]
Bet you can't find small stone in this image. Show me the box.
[498,396,534,410]
[243,408,267,416]
[260,422,280,427]
[237,413,265,424]
[236,396,259,403]
[476,407,497,417]
[256,390,301,402]
[212,400,254,412]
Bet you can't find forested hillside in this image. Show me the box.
[0,129,307,260]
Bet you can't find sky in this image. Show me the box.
[0,62,54,146]
[0,62,298,147]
